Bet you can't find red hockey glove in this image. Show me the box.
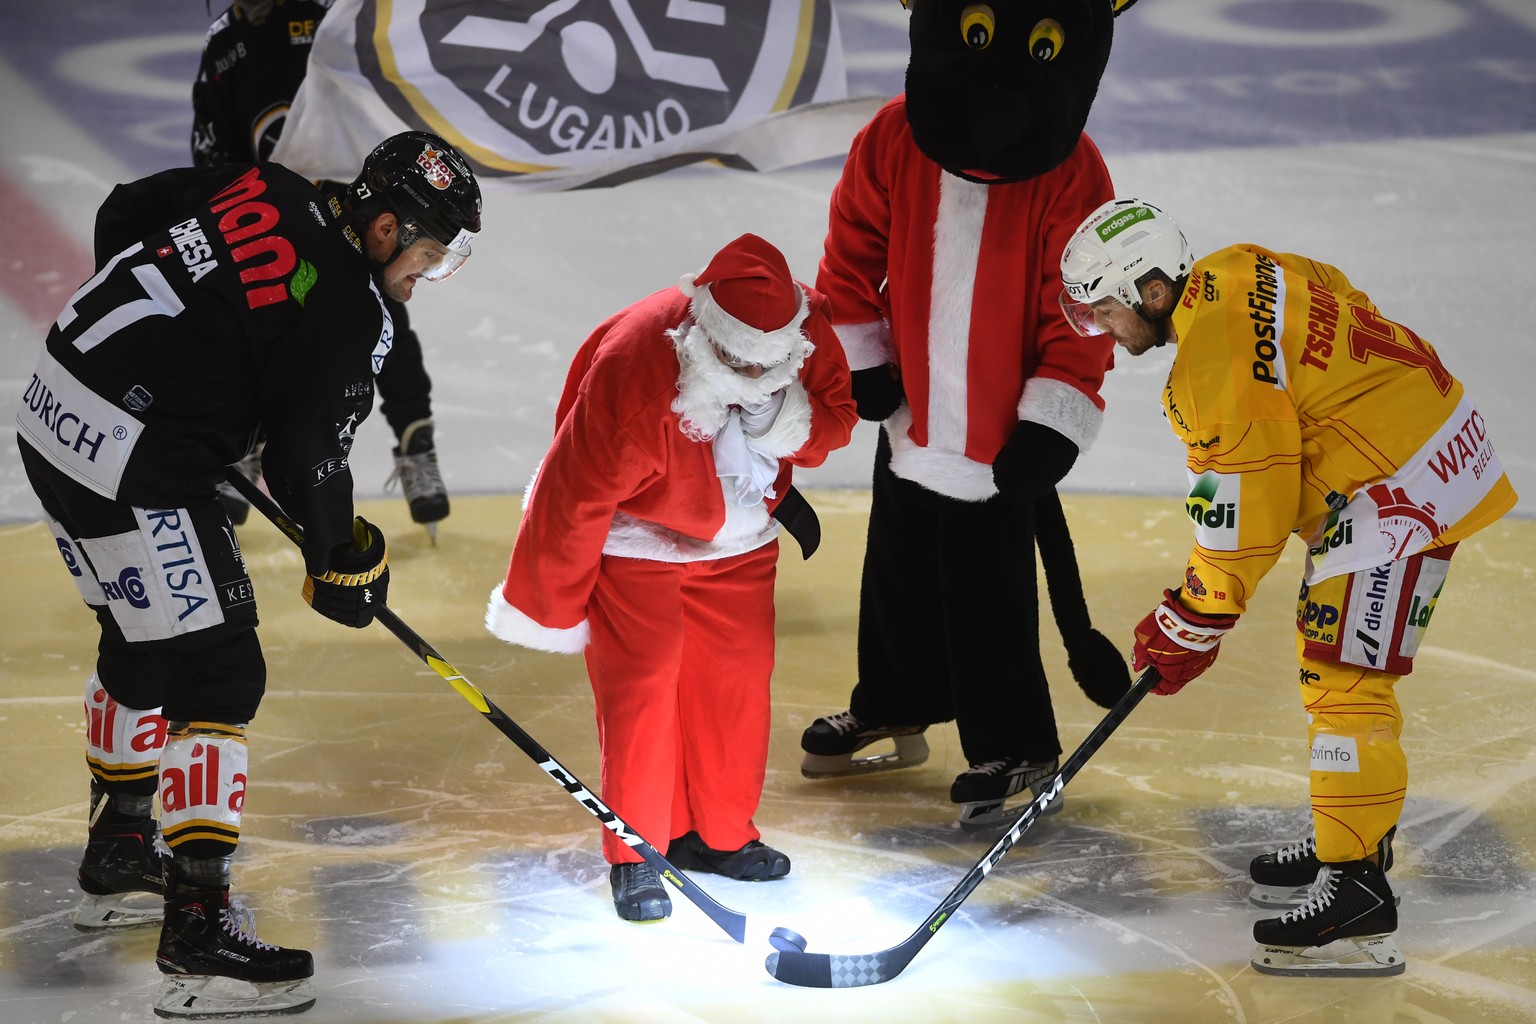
[302,517,389,628]
[1132,588,1237,694]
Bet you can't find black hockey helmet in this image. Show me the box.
[348,131,481,279]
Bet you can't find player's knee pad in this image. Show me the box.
[159,721,248,860]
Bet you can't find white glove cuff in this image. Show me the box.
[1153,603,1228,652]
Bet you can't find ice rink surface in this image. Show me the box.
[1,2,1533,1022]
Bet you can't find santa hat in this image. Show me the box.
[679,233,809,368]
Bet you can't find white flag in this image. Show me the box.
[271,0,879,191]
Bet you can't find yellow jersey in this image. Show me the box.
[1162,243,1516,616]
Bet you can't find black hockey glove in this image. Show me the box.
[850,364,904,422]
[302,517,389,628]
[992,420,1079,502]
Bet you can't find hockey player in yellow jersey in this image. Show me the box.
[1058,198,1517,978]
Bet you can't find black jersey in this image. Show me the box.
[16,162,390,574]
[191,0,333,167]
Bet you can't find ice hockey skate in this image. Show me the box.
[799,710,928,779]
[950,756,1062,830]
[610,862,671,923]
[1249,826,1395,907]
[1250,858,1405,977]
[154,862,316,1019]
[387,418,449,540]
[74,799,167,930]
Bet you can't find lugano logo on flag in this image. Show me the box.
[272,0,866,190]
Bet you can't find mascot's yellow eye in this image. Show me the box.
[1029,18,1065,62]
[960,5,995,51]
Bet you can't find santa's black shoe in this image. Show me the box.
[950,756,1062,830]
[154,862,315,1018]
[610,862,671,923]
[666,832,790,881]
[1249,826,1396,907]
[1250,859,1404,977]
[799,710,928,778]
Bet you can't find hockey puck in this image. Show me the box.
[768,926,807,953]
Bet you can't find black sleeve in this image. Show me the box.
[191,59,244,167]
[258,265,387,575]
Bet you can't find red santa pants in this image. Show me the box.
[584,541,778,864]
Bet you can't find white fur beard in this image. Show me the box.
[669,322,806,441]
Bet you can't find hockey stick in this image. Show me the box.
[226,470,748,943]
[765,666,1160,986]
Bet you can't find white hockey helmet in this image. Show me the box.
[1059,198,1191,337]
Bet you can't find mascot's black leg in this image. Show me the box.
[799,430,939,779]
[934,492,1068,828]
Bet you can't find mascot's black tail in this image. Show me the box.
[1035,490,1132,709]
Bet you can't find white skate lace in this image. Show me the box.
[1275,836,1317,864]
[221,898,280,951]
[820,711,864,736]
[386,448,447,502]
[1279,865,1339,923]
[962,758,1011,778]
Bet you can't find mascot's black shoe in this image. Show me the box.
[800,710,929,778]
[666,832,790,881]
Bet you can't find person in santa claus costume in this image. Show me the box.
[485,233,856,923]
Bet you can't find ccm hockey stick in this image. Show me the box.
[227,470,748,943]
[765,666,1160,986]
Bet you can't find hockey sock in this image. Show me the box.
[85,672,167,795]
[159,723,248,861]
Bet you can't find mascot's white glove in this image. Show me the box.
[737,390,786,439]
[714,392,785,507]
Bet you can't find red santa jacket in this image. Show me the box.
[818,95,1117,500]
[486,284,856,653]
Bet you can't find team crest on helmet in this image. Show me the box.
[416,144,457,190]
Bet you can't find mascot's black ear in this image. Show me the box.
[1112,0,1141,15]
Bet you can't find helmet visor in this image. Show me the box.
[397,221,473,282]
[1059,289,1109,337]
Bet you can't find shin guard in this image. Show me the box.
[159,723,248,861]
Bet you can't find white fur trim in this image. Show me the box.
[836,320,893,371]
[691,282,810,367]
[1016,377,1103,453]
[670,320,809,441]
[927,174,988,453]
[485,586,589,654]
[601,498,778,563]
[884,405,996,502]
[743,380,812,459]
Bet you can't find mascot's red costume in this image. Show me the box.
[801,0,1139,829]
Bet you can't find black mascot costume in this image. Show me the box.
[801,0,1137,829]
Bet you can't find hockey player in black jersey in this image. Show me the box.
[15,130,481,1019]
[193,0,454,537]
